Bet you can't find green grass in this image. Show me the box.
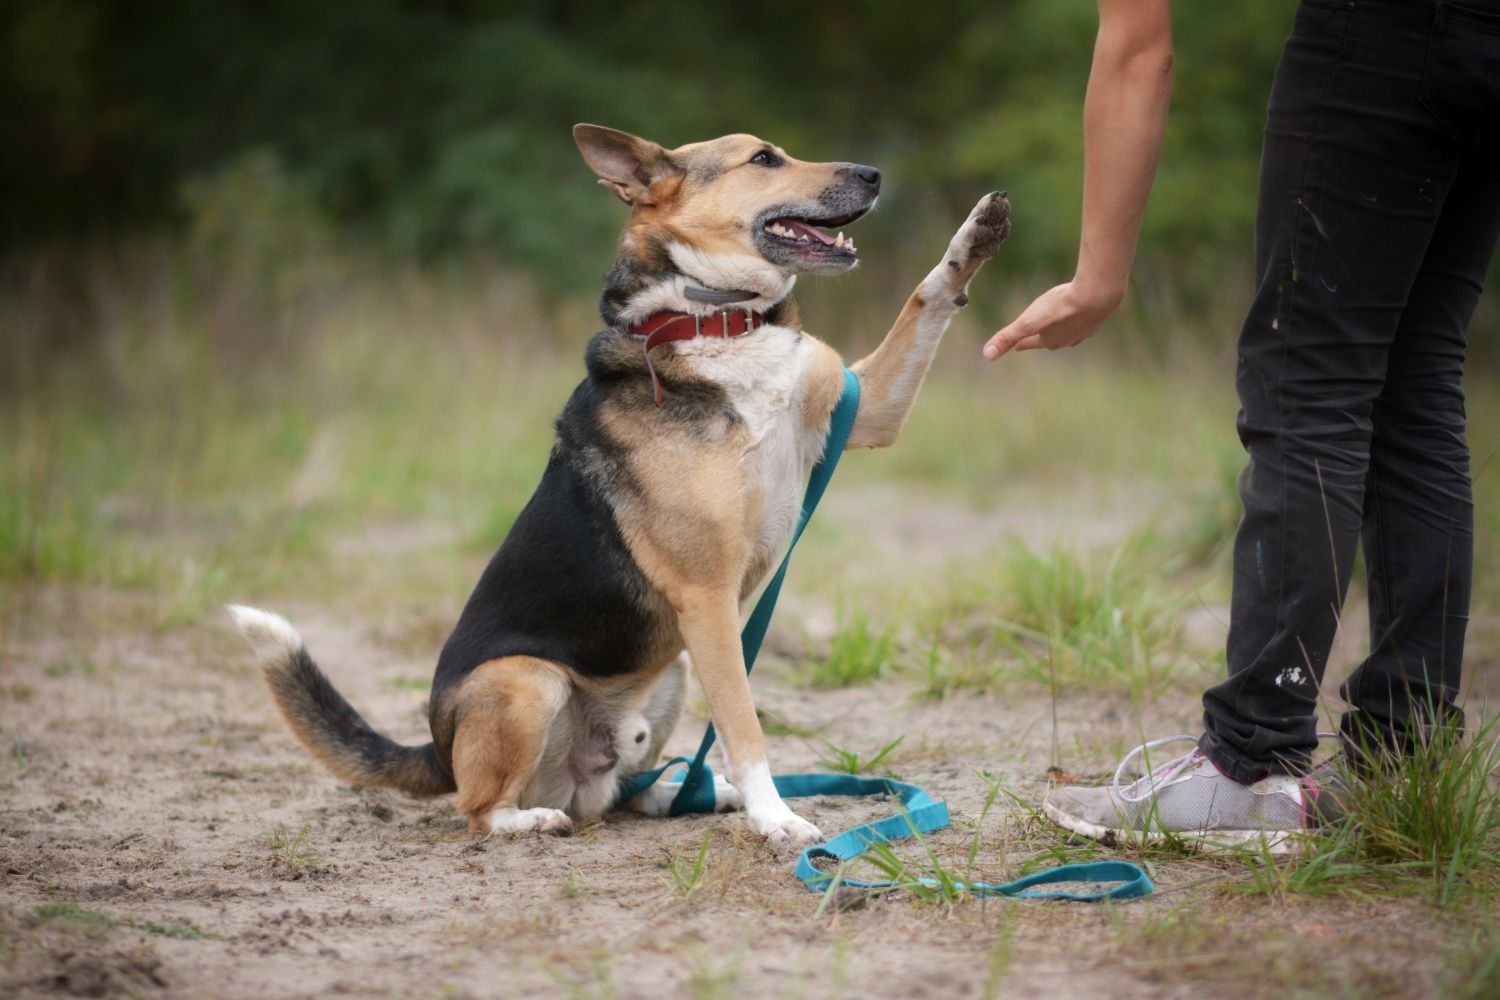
[1238,715,1500,909]
[34,902,119,929]
[814,771,1010,907]
[796,606,898,689]
[756,707,820,739]
[0,247,570,618]
[135,919,220,941]
[684,947,742,1000]
[841,346,1245,499]
[913,532,1190,700]
[545,954,618,1000]
[664,829,713,901]
[815,735,906,776]
[1447,925,1500,1000]
[263,823,330,872]
[5,237,1498,638]
[34,902,219,940]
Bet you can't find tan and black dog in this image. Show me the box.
[230,125,1009,845]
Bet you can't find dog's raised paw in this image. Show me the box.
[926,192,1011,300]
[960,191,1012,263]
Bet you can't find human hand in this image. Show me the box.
[981,280,1122,360]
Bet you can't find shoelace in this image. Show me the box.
[1113,735,1204,804]
[1112,732,1345,804]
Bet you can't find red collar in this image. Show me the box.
[626,307,766,406]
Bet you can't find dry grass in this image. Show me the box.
[3,240,1499,997]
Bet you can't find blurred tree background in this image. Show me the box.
[2,0,1288,297]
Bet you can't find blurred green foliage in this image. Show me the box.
[1,0,1291,288]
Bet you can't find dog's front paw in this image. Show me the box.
[953,191,1012,264]
[487,806,574,836]
[747,806,822,846]
[925,192,1012,303]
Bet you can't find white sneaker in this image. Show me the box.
[1042,736,1312,855]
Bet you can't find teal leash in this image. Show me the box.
[620,366,1152,903]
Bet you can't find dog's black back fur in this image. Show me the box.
[433,381,655,691]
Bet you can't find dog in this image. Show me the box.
[230,124,1009,845]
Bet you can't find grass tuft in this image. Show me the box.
[915,533,1187,701]
[664,829,713,901]
[1239,715,1500,908]
[796,606,897,689]
[34,903,219,940]
[34,902,119,928]
[137,919,220,940]
[263,823,330,872]
[815,735,906,776]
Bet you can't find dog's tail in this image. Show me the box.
[227,605,455,797]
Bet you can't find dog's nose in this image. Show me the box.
[854,165,882,191]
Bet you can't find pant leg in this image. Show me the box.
[1343,21,1500,755]
[1201,0,1473,782]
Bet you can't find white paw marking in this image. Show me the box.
[631,781,677,818]
[712,777,744,812]
[731,761,819,843]
[747,807,822,846]
[488,806,573,835]
[629,774,743,818]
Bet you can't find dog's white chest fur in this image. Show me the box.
[677,326,822,578]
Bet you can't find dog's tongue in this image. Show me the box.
[779,219,836,245]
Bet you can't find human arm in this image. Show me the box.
[982,0,1173,360]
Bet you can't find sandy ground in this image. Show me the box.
[1,497,1493,999]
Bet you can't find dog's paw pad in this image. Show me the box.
[957,191,1011,262]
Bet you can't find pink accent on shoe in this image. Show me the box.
[1297,775,1321,828]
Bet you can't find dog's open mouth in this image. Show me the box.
[762,209,867,257]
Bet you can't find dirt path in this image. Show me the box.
[0,492,1490,998]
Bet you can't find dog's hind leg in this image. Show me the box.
[846,192,1011,449]
[619,654,746,817]
[638,653,688,767]
[451,656,574,835]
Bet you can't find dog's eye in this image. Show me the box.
[749,149,782,168]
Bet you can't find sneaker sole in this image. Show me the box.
[1041,798,1302,856]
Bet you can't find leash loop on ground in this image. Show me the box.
[621,366,1152,903]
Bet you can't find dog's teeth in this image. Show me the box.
[834,233,844,248]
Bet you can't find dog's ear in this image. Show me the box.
[573,124,676,207]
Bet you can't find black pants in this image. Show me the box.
[1200,0,1500,783]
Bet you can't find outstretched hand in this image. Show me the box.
[981,280,1121,360]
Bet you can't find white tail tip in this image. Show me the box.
[226,604,303,663]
